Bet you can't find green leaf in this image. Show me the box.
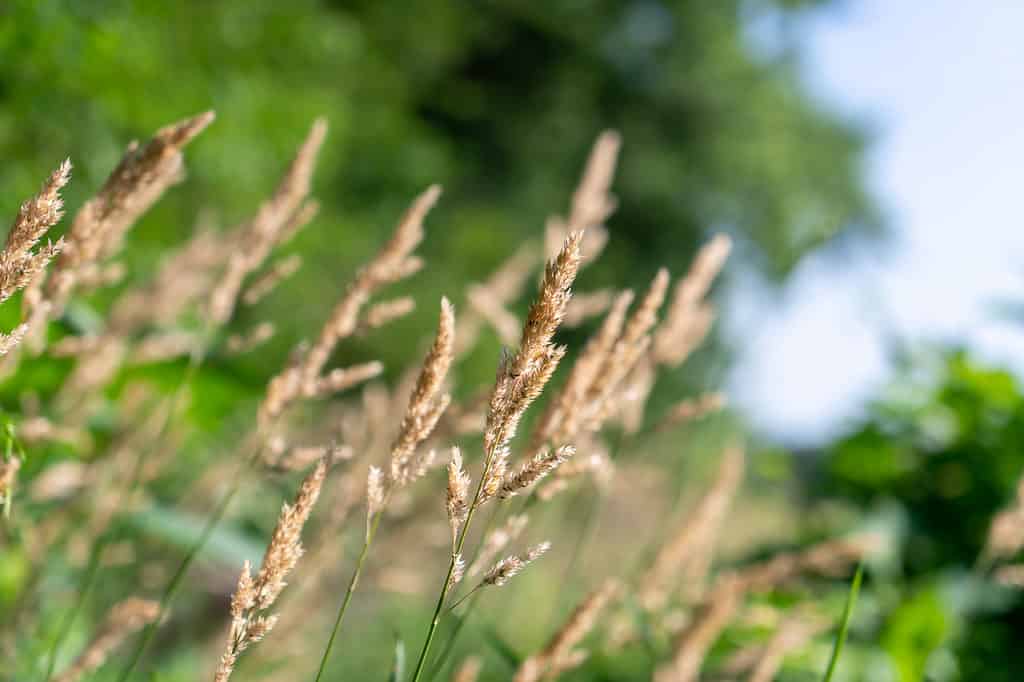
[822,564,863,682]
[125,503,264,567]
[882,583,950,682]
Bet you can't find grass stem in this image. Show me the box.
[313,513,382,682]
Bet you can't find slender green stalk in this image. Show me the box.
[822,564,863,682]
[425,490,560,682]
[313,513,383,682]
[409,537,470,682]
[544,484,601,628]
[42,535,106,682]
[115,482,240,682]
[426,590,482,682]
[410,442,499,682]
[423,501,505,682]
[446,584,484,613]
[422,437,619,680]
[42,340,211,682]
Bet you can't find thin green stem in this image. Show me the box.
[410,442,497,682]
[422,502,503,682]
[42,535,107,682]
[426,590,482,682]
[410,551,463,682]
[822,564,863,682]
[543,484,601,631]
[115,482,240,682]
[446,585,482,613]
[313,513,383,682]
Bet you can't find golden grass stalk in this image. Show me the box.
[260,185,441,425]
[545,131,621,267]
[388,297,455,489]
[747,613,827,682]
[655,392,727,432]
[302,186,439,382]
[1,160,69,302]
[537,447,614,501]
[534,233,728,458]
[448,553,466,590]
[74,262,126,290]
[107,221,227,333]
[481,541,551,587]
[410,233,583,682]
[52,598,159,682]
[129,330,197,363]
[29,112,214,335]
[513,579,621,682]
[0,161,69,495]
[242,254,304,306]
[732,534,879,593]
[622,532,872,664]
[25,117,219,403]
[213,459,326,682]
[569,131,620,229]
[530,290,634,451]
[314,298,455,681]
[639,444,745,609]
[451,657,482,682]
[267,443,350,475]
[225,322,276,355]
[531,266,668,458]
[499,445,575,500]
[467,513,529,578]
[361,297,417,332]
[562,288,613,327]
[53,218,227,404]
[465,282,524,348]
[481,231,582,479]
[209,119,326,326]
[653,575,742,682]
[0,323,29,357]
[581,267,668,426]
[310,362,388,402]
[0,160,71,353]
[652,234,731,368]
[366,465,386,522]
[458,242,539,354]
[446,447,471,545]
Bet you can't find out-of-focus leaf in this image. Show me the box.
[125,503,264,567]
[828,427,916,489]
[882,584,949,682]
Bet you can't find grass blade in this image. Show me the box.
[822,563,863,682]
[480,625,521,671]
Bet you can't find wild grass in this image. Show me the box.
[0,111,962,682]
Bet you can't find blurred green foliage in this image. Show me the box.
[0,0,875,373]
[822,349,1024,681]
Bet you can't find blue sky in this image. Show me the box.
[728,1,1024,443]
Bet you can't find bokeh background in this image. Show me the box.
[2,1,1023,680]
